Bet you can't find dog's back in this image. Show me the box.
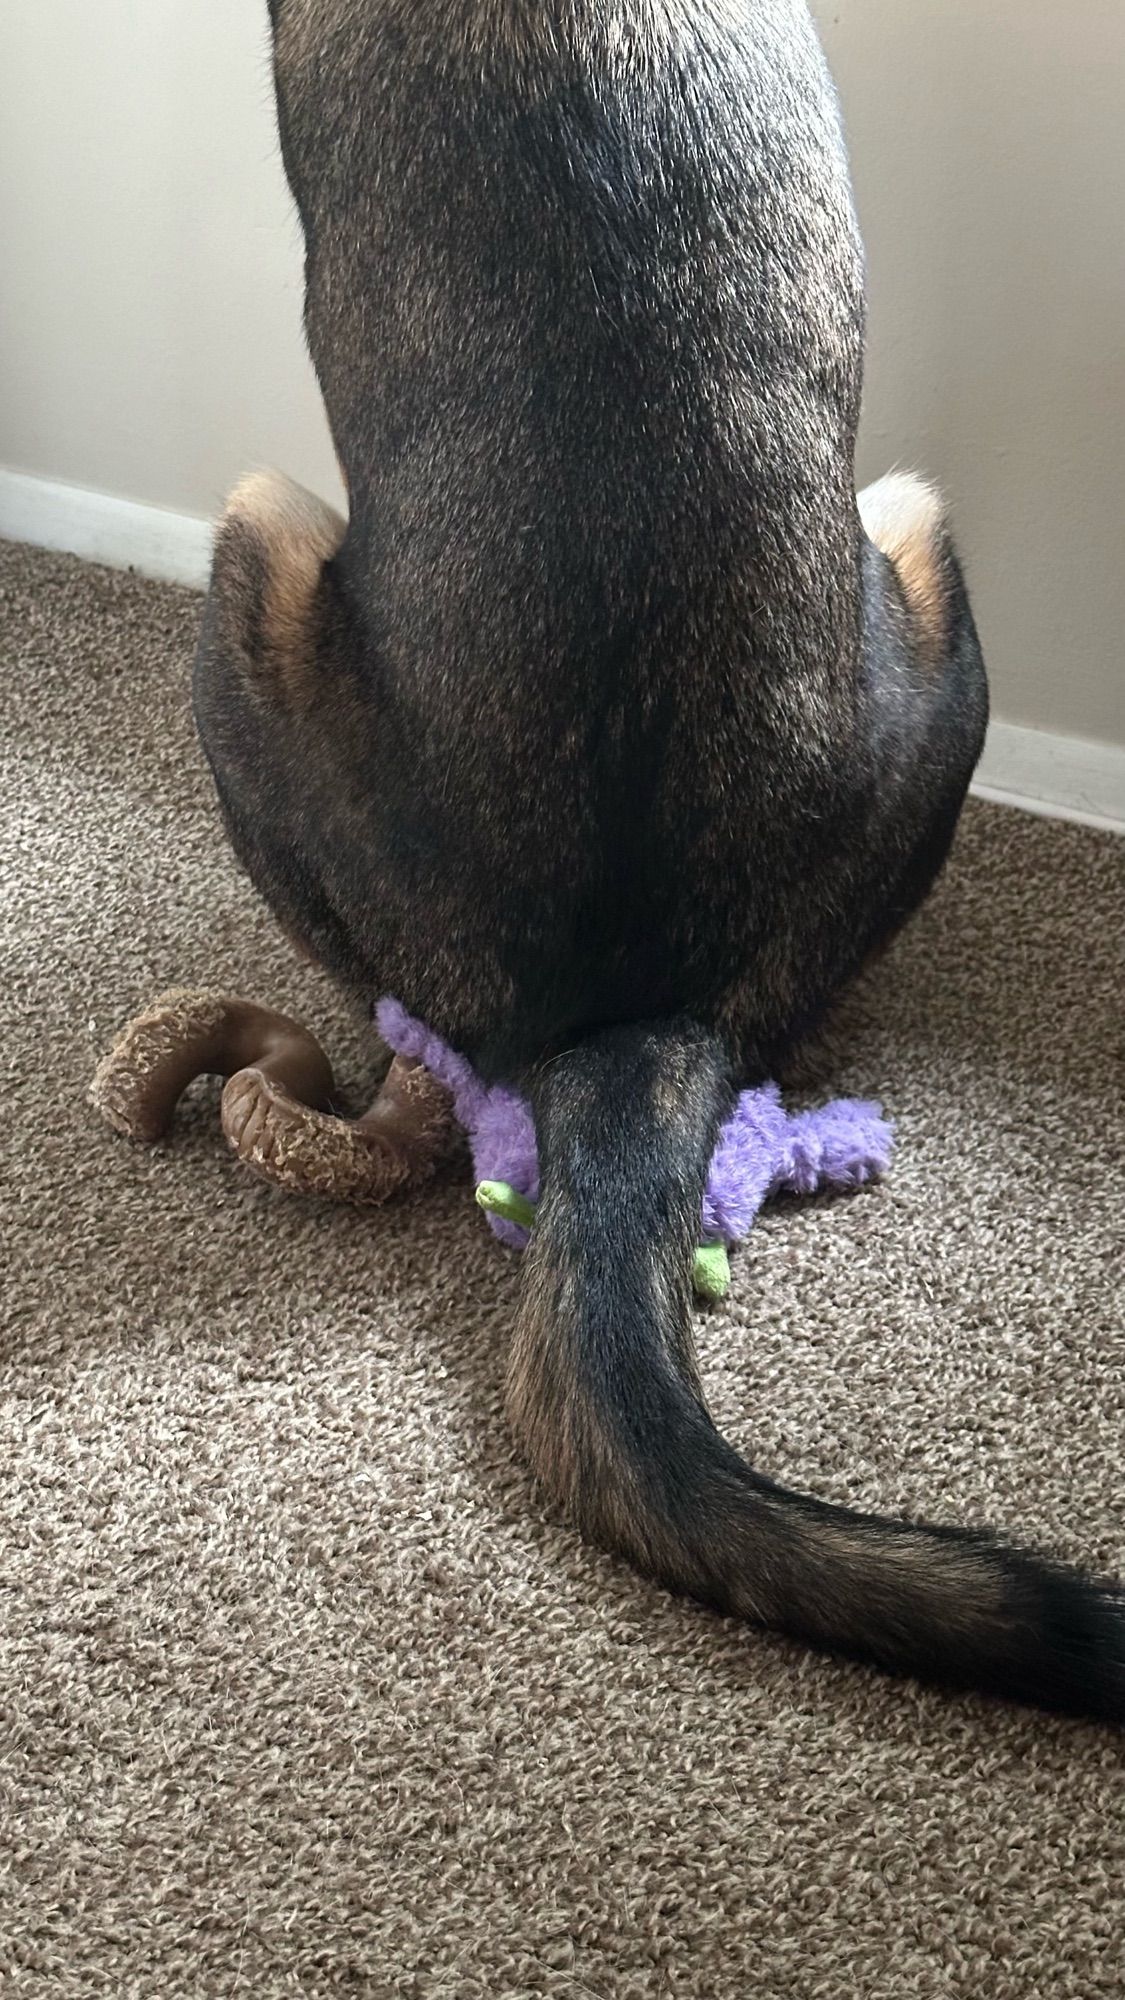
[268,0,875,1071]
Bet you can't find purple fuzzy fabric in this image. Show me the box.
[376,998,893,1251]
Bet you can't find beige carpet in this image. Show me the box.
[1,537,1122,1999]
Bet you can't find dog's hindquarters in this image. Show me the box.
[191,470,378,991]
[196,469,346,713]
[850,472,989,942]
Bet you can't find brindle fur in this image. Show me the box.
[193,0,1124,1719]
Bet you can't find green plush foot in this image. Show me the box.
[476,1180,538,1231]
[691,1241,731,1302]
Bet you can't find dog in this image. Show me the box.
[192,0,1123,1720]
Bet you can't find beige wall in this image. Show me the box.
[815,1,1124,746]
[2,1,1122,744]
[0,2,343,517]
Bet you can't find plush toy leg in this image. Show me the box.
[91,988,456,1205]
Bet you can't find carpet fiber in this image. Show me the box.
[1,538,1122,1998]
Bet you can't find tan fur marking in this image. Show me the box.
[506,1234,708,1583]
[221,470,346,703]
[505,1260,589,1506]
[859,471,948,664]
[796,1512,1001,1613]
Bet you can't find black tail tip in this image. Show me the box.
[984,1555,1125,1725]
[1032,1571,1125,1725]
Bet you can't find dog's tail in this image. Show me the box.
[509,1020,1124,1721]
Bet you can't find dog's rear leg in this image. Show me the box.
[194,467,359,974]
[200,468,347,707]
[191,474,453,1202]
[856,470,989,936]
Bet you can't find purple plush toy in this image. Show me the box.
[377,998,893,1299]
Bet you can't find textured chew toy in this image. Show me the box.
[90,988,456,1203]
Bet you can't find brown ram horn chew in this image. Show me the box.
[90,987,456,1205]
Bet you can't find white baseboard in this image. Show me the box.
[2,467,1122,832]
[0,468,212,588]
[972,722,1124,834]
